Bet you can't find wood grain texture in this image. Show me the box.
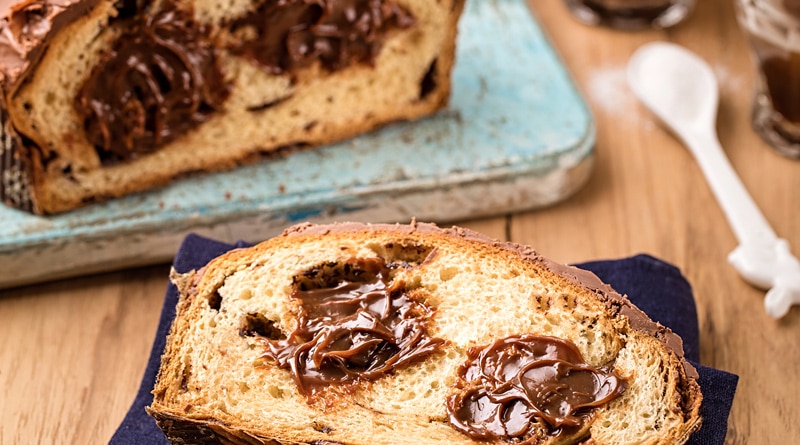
[0,1,798,444]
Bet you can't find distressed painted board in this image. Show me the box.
[0,0,595,289]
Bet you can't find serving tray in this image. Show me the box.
[0,0,595,289]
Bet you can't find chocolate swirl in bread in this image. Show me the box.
[74,6,229,161]
[229,0,415,74]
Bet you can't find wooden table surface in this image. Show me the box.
[2,1,799,444]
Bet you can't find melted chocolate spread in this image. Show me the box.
[260,257,444,398]
[228,0,415,74]
[74,6,228,159]
[447,335,626,442]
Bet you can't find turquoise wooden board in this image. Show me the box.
[0,0,595,288]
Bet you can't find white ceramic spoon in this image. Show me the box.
[627,41,800,318]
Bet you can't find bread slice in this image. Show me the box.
[0,0,464,214]
[148,221,702,445]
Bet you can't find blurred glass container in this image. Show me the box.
[564,0,695,29]
[735,0,800,158]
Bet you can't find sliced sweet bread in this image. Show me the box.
[0,0,465,213]
[148,221,703,445]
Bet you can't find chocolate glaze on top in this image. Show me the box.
[0,0,97,90]
[0,0,97,212]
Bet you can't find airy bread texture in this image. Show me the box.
[148,221,703,445]
[1,0,464,213]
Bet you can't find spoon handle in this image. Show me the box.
[681,131,777,245]
[682,131,800,318]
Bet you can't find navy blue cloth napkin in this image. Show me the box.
[111,234,738,445]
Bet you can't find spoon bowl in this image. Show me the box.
[627,42,719,140]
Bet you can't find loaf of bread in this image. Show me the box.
[148,221,703,445]
[0,0,464,214]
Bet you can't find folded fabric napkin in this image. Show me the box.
[110,233,738,445]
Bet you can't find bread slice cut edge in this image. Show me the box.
[147,221,703,445]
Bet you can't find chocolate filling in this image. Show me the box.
[447,335,626,442]
[239,312,285,340]
[73,6,229,161]
[258,257,444,399]
[228,0,415,75]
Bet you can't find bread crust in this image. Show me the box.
[149,221,702,445]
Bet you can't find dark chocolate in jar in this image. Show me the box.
[73,6,229,162]
[784,0,800,16]
[446,334,626,442]
[564,0,694,29]
[572,0,676,22]
[750,35,800,125]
